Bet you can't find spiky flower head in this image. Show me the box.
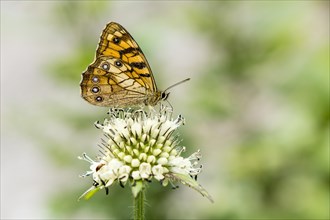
[78,106,213,202]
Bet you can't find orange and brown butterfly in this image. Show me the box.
[80,22,189,107]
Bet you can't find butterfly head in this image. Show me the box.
[161,91,170,101]
[148,91,169,106]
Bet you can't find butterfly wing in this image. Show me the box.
[80,22,160,107]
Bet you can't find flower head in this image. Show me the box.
[79,106,213,202]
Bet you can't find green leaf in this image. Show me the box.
[78,186,100,201]
[169,173,214,203]
[131,181,144,198]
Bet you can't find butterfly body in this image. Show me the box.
[80,22,167,107]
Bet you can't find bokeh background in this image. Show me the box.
[1,1,329,219]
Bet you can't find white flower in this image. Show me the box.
[152,165,165,180]
[78,106,213,202]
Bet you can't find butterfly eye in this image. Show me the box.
[95,96,103,102]
[91,87,100,93]
[92,76,99,83]
[112,37,120,44]
[161,92,169,100]
[102,62,110,71]
[115,60,122,67]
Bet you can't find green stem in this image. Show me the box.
[133,188,145,220]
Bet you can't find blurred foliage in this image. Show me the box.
[47,1,110,85]
[184,2,329,219]
[25,1,329,219]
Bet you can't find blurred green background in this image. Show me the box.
[1,1,329,219]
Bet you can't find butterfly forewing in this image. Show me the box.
[80,22,161,107]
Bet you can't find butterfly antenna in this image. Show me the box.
[164,78,190,92]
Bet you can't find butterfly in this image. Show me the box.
[80,22,189,107]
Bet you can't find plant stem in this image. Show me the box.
[133,188,145,220]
